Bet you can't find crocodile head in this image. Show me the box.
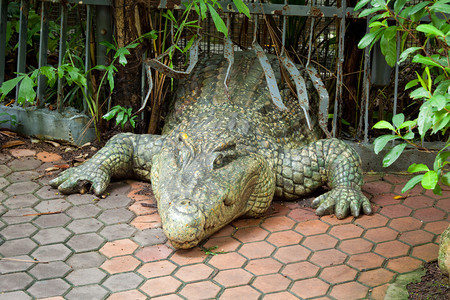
[151,123,275,249]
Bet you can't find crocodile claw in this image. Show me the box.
[312,186,372,219]
[49,165,110,196]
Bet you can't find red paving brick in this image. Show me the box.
[328,223,364,239]
[219,286,261,300]
[347,253,385,270]
[288,207,319,222]
[310,249,347,267]
[135,245,173,262]
[239,241,275,259]
[140,276,181,297]
[357,268,395,286]
[245,258,283,275]
[411,243,440,262]
[169,248,207,265]
[107,290,147,300]
[261,216,296,231]
[380,204,412,218]
[374,240,410,258]
[138,260,177,278]
[233,226,269,243]
[179,281,220,299]
[388,216,423,232]
[302,234,338,250]
[329,281,369,300]
[371,193,402,206]
[339,238,373,254]
[399,229,434,246]
[266,230,302,247]
[208,252,247,270]
[402,196,435,209]
[413,207,446,222]
[100,239,138,258]
[295,219,329,235]
[386,256,423,273]
[203,236,241,252]
[290,278,329,299]
[281,261,319,280]
[273,245,311,263]
[100,255,140,274]
[364,227,398,243]
[214,269,253,287]
[174,264,214,282]
[319,265,357,284]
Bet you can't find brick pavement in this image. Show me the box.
[0,149,448,299]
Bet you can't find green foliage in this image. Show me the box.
[102,105,137,129]
[357,0,450,194]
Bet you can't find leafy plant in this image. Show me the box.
[356,0,450,194]
[102,105,137,129]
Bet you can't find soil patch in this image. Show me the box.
[407,261,449,299]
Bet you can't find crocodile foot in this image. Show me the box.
[312,186,372,219]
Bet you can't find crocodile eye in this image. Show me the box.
[214,154,224,167]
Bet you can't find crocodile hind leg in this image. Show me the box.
[276,138,372,219]
[49,133,164,195]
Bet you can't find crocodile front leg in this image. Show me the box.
[276,138,372,219]
[49,133,164,195]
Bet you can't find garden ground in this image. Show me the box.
[0,135,448,299]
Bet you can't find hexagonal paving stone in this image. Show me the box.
[219,286,261,300]
[388,216,423,232]
[295,219,330,236]
[0,164,12,176]
[252,273,291,293]
[245,257,283,276]
[4,181,40,196]
[101,272,144,292]
[413,207,446,222]
[329,224,364,240]
[310,249,347,268]
[358,268,395,286]
[98,208,135,225]
[6,170,39,183]
[35,186,64,199]
[26,279,70,298]
[347,252,385,271]
[0,238,37,256]
[66,193,98,205]
[28,261,72,280]
[302,234,338,251]
[208,252,247,270]
[290,278,329,299]
[3,194,40,209]
[34,199,71,213]
[0,177,10,189]
[202,236,241,252]
[0,191,7,203]
[100,255,140,274]
[374,240,410,258]
[168,248,208,265]
[7,157,42,171]
[214,269,253,287]
[0,255,34,274]
[338,238,374,255]
[32,227,72,245]
[100,239,139,258]
[175,263,214,282]
[379,204,412,218]
[66,204,102,219]
[386,256,423,273]
[0,273,33,293]
[179,281,221,299]
[329,281,369,299]
[100,223,137,241]
[33,213,71,229]
[96,193,133,209]
[402,196,435,209]
[238,241,275,259]
[363,227,399,243]
[412,243,440,262]
[1,208,37,225]
[0,291,32,300]
[65,285,108,300]
[66,268,107,285]
[399,229,434,246]
[281,261,319,280]
[273,245,311,264]
[31,243,72,262]
[266,230,302,247]
[138,260,177,278]
[66,233,105,252]
[132,228,167,246]
[135,245,174,262]
[140,276,182,298]
[0,223,38,239]
[67,218,104,234]
[319,265,357,284]
[67,252,106,269]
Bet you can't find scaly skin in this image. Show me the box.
[50,52,372,249]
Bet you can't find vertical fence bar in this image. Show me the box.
[16,0,29,102]
[0,0,8,85]
[37,1,49,107]
[392,30,400,139]
[362,30,371,143]
[57,3,68,112]
[84,4,92,114]
[332,0,346,137]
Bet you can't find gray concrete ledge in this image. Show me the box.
[0,105,96,146]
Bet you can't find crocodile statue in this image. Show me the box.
[50,51,372,249]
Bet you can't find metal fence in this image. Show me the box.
[1,0,401,142]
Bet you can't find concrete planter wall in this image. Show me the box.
[0,105,96,146]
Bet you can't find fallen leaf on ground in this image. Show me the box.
[2,140,25,148]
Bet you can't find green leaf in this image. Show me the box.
[403,131,415,139]
[417,103,433,137]
[422,170,438,189]
[380,29,397,67]
[359,6,385,18]
[208,4,228,37]
[116,110,125,126]
[441,172,450,186]
[408,163,429,173]
[401,174,424,193]
[394,0,407,14]
[408,1,431,16]
[398,120,417,130]
[410,87,430,100]
[429,95,447,110]
[373,134,398,154]
[107,69,115,92]
[416,24,445,37]
[412,54,444,69]
[354,0,371,11]
[382,143,407,167]
[434,151,450,171]
[358,28,383,49]
[102,110,117,120]
[431,1,450,13]
[373,120,395,131]
[405,79,419,90]
[125,42,139,49]
[0,76,24,100]
[39,66,57,87]
[199,0,207,19]
[183,36,196,53]
[100,41,116,53]
[17,75,36,105]
[233,0,250,18]
[398,47,421,64]
[432,112,450,134]
[392,113,405,129]
[433,183,442,195]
